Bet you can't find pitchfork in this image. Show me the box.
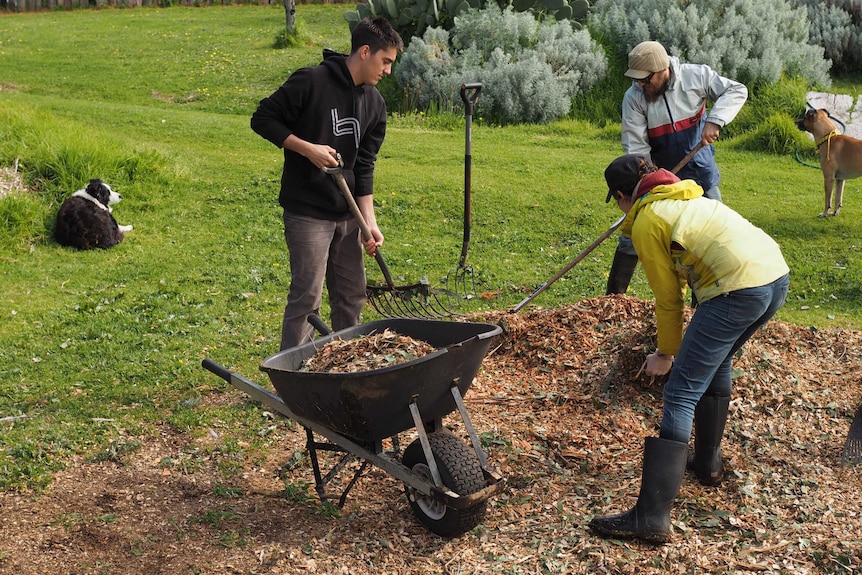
[322,158,455,319]
[444,83,482,302]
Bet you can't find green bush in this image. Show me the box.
[734,112,812,155]
[795,0,862,75]
[394,4,607,123]
[588,0,832,89]
[343,0,593,46]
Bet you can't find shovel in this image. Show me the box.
[842,402,862,465]
[322,159,454,318]
[509,142,706,313]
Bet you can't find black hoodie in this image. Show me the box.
[250,50,387,220]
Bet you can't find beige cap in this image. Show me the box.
[625,41,670,79]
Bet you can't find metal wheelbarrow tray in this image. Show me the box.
[202,318,504,537]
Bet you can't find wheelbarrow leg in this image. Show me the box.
[449,383,491,470]
[305,427,372,508]
[407,384,495,485]
[408,399,444,488]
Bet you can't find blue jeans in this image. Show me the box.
[660,274,790,443]
[280,212,366,350]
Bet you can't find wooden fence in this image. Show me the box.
[1,0,349,12]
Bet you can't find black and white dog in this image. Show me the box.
[54,179,133,250]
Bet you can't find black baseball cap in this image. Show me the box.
[605,154,650,203]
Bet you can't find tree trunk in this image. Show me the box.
[283,0,296,35]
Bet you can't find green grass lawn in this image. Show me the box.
[1,4,861,489]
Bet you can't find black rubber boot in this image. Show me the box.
[589,437,688,544]
[606,251,639,295]
[688,395,730,486]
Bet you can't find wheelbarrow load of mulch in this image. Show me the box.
[299,328,436,373]
[203,317,505,536]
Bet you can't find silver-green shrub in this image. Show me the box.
[394,4,608,123]
[795,0,862,75]
[589,0,831,88]
[344,0,593,44]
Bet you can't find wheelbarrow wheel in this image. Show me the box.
[402,430,487,537]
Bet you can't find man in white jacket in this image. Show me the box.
[606,40,748,295]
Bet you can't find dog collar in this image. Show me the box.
[816,129,841,163]
[815,128,840,149]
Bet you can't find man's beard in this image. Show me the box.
[644,77,670,103]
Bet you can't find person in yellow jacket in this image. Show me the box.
[589,154,790,544]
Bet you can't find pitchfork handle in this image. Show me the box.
[323,166,396,289]
[459,83,481,269]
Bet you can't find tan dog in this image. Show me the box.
[798,108,862,217]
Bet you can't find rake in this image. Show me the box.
[322,161,455,319]
[509,143,706,313]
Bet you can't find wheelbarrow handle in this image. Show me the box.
[322,164,396,289]
[201,358,233,383]
[307,314,334,336]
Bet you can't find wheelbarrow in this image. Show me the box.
[201,317,504,537]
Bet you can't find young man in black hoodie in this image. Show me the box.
[251,17,403,350]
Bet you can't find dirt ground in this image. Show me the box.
[1,296,860,574]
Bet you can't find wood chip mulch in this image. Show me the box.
[0,295,860,574]
[300,328,435,373]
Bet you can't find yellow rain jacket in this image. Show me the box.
[620,171,789,355]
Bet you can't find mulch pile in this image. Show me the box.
[1,295,860,574]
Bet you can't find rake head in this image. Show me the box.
[844,439,862,465]
[841,403,862,465]
[366,280,458,319]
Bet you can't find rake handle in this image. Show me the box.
[509,141,705,313]
[324,166,396,289]
[509,214,625,313]
[670,141,706,175]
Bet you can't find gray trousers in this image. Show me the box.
[280,212,366,350]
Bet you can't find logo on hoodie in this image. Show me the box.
[331,108,360,149]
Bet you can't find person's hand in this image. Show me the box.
[645,351,674,376]
[282,135,338,169]
[701,122,721,146]
[305,144,339,169]
[363,226,383,256]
